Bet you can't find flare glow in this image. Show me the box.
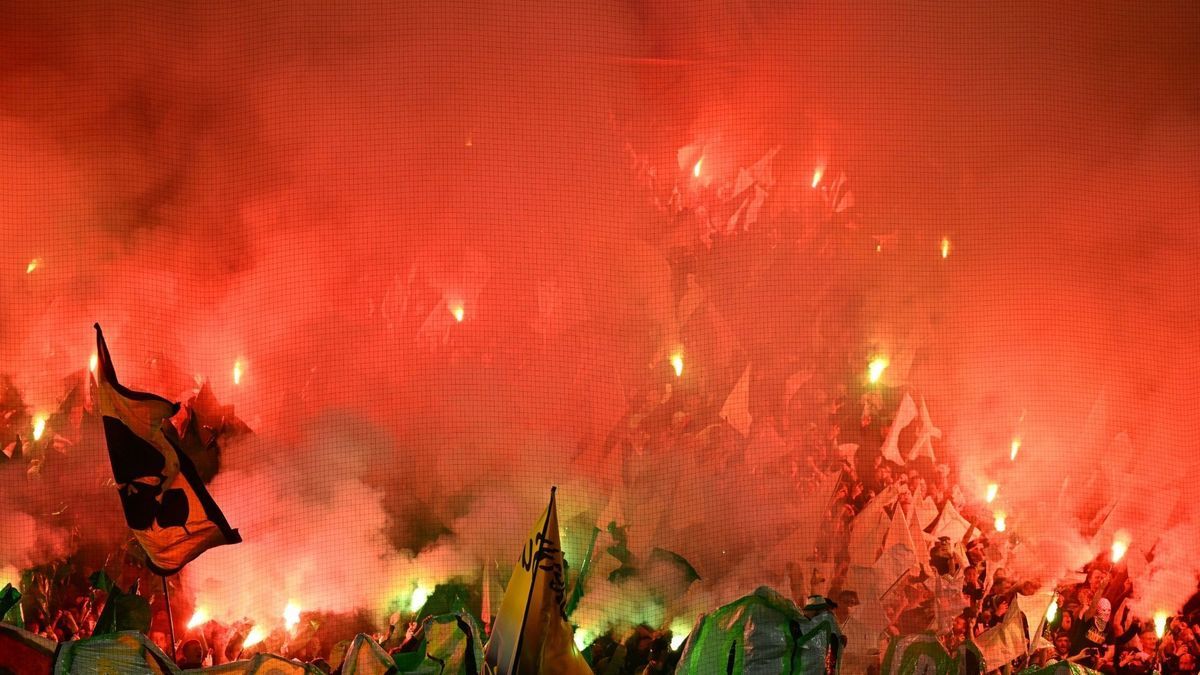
[187,608,210,630]
[1155,613,1169,640]
[868,357,888,384]
[1045,599,1058,623]
[233,360,244,385]
[283,601,301,631]
[811,166,823,188]
[670,352,684,377]
[692,157,703,178]
[1112,532,1130,563]
[1010,438,1021,461]
[985,483,998,504]
[941,237,950,258]
[88,352,98,373]
[993,511,1007,532]
[450,303,465,322]
[31,415,46,442]
[243,626,266,648]
[409,585,430,613]
[25,259,40,274]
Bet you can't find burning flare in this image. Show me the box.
[283,601,301,631]
[1046,599,1058,623]
[31,415,46,442]
[1111,531,1131,563]
[233,360,244,385]
[450,303,465,322]
[1010,438,1021,461]
[811,166,824,189]
[993,511,1007,533]
[574,630,591,652]
[985,483,998,504]
[670,352,684,378]
[669,619,692,651]
[409,585,430,613]
[867,357,888,384]
[187,608,210,630]
[941,237,951,259]
[25,258,41,274]
[243,626,266,648]
[89,352,98,373]
[692,157,703,178]
[1155,612,1169,640]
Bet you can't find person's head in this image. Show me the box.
[995,597,1010,617]
[1141,630,1158,651]
[1181,652,1197,673]
[1078,588,1094,608]
[178,639,205,668]
[964,566,979,583]
[953,616,968,635]
[1061,608,1075,631]
[149,630,170,654]
[1097,598,1112,624]
[1054,635,1071,656]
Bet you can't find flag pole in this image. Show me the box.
[161,575,177,661]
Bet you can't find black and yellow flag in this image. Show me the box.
[483,487,591,675]
[93,324,240,575]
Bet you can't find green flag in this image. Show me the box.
[93,581,151,635]
[0,583,22,627]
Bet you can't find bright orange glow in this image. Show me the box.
[941,237,950,258]
[89,352,98,373]
[243,626,266,648]
[187,608,210,630]
[451,304,465,322]
[1046,600,1058,623]
[25,259,40,274]
[985,483,998,504]
[1155,612,1169,639]
[993,511,1007,532]
[283,601,301,631]
[410,585,431,612]
[1010,438,1021,461]
[670,352,684,377]
[868,357,888,384]
[811,166,824,188]
[31,415,46,442]
[1111,531,1131,563]
[233,360,244,385]
[693,157,703,178]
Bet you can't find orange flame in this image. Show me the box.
[243,626,266,648]
[811,166,824,189]
[187,608,209,630]
[233,360,244,385]
[993,511,1007,532]
[31,415,46,442]
[941,237,950,259]
[1010,438,1021,461]
[25,259,41,274]
[985,483,998,504]
[283,601,301,631]
[89,352,98,373]
[670,352,684,378]
[1111,531,1131,563]
[692,157,703,178]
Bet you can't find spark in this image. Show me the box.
[1010,438,1021,461]
[993,511,1007,533]
[1155,612,1169,640]
[941,237,951,259]
[283,601,301,631]
[410,585,431,613]
[1045,600,1058,623]
[26,259,41,274]
[811,166,824,189]
[233,360,244,385]
[693,157,703,178]
[31,415,46,442]
[670,352,684,378]
[1111,531,1131,563]
[89,352,98,373]
[187,608,210,630]
[243,626,266,648]
[867,357,888,384]
[985,483,998,504]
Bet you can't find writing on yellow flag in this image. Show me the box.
[483,487,590,675]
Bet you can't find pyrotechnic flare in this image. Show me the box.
[93,324,241,574]
[985,484,998,504]
[811,166,824,188]
[243,626,266,648]
[284,601,301,631]
[25,258,40,274]
[1111,532,1130,563]
[451,303,465,322]
[89,352,98,373]
[410,585,430,613]
[1155,613,1168,640]
[692,157,703,178]
[1010,438,1021,461]
[31,415,46,442]
[993,511,1007,532]
[670,352,684,378]
[232,360,244,385]
[941,237,951,258]
[1045,600,1058,623]
[187,608,209,630]
[669,619,692,651]
[868,357,888,384]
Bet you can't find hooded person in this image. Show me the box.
[797,595,846,675]
[1070,597,1139,669]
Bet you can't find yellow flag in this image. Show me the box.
[483,488,591,675]
[93,325,240,574]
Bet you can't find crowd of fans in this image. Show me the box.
[3,356,1199,675]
